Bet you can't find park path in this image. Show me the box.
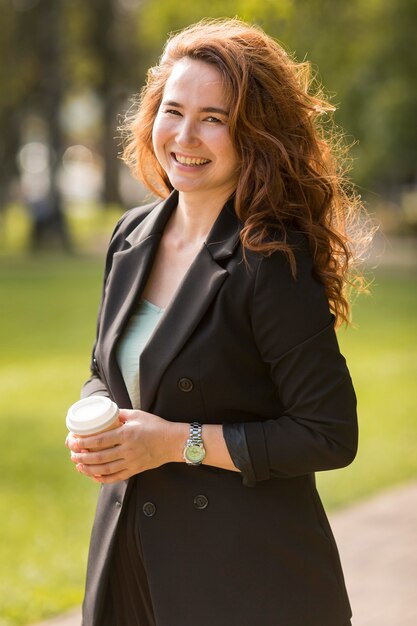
[31,479,417,626]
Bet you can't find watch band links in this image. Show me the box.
[187,421,202,445]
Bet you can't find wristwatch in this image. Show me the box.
[183,422,206,465]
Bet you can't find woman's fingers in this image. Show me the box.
[92,470,128,484]
[70,446,122,466]
[72,428,123,451]
[76,459,123,477]
[66,432,82,453]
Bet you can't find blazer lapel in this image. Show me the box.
[97,192,178,405]
[140,199,242,412]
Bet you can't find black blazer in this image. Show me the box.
[81,191,357,626]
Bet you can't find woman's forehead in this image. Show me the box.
[162,58,229,107]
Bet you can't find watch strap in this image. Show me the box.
[187,422,202,445]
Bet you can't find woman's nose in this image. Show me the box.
[176,119,200,148]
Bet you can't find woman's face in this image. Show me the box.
[152,58,240,203]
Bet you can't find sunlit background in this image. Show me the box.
[0,1,416,624]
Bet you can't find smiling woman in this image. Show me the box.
[66,17,372,626]
[151,58,239,203]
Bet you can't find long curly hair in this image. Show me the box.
[121,18,374,326]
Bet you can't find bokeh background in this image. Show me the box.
[0,1,416,624]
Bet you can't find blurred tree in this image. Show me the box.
[344,0,417,192]
[36,0,71,250]
[0,4,30,217]
[281,0,417,192]
[66,0,142,207]
[0,0,72,250]
[1,0,416,242]
[136,0,292,62]
[91,0,125,205]
[0,0,146,251]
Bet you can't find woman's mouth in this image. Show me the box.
[172,153,211,167]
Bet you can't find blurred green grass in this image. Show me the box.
[0,256,103,626]
[317,268,417,506]
[0,247,416,624]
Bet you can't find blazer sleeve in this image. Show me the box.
[223,241,358,486]
[81,365,110,399]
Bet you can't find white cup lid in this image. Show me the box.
[66,396,119,435]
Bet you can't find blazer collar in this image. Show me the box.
[125,191,178,248]
[125,189,241,260]
[204,195,241,261]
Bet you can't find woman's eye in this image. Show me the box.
[205,116,222,123]
[165,109,182,116]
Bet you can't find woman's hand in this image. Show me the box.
[66,409,187,484]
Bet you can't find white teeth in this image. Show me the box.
[175,154,210,166]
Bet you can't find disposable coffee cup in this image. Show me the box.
[66,396,120,444]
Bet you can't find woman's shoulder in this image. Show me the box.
[243,225,330,312]
[246,228,333,352]
[242,227,312,277]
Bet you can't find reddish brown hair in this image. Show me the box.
[122,18,373,326]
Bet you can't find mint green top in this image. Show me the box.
[116,299,165,409]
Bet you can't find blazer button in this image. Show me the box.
[142,501,156,517]
[178,377,193,392]
[193,494,209,510]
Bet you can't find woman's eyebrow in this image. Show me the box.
[200,106,229,116]
[162,100,229,116]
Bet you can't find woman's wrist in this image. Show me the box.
[163,420,239,473]
[164,420,189,464]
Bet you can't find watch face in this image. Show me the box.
[185,444,205,463]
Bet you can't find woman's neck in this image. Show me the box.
[169,190,230,245]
